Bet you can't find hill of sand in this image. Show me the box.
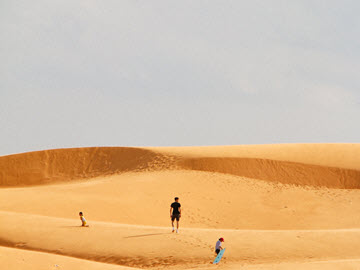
[1,144,360,269]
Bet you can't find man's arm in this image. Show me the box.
[179,207,181,217]
[170,207,173,218]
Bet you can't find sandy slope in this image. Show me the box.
[1,144,360,269]
[1,144,360,188]
[1,171,360,230]
[149,144,360,169]
[0,246,137,270]
[3,210,360,269]
[237,259,360,270]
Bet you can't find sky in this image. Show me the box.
[1,0,359,155]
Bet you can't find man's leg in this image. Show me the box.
[171,217,175,232]
[176,217,179,233]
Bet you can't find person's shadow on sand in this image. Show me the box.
[124,233,171,239]
[59,225,89,228]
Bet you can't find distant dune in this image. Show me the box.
[1,144,360,188]
[0,147,177,187]
[1,144,360,269]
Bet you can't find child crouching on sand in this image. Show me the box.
[79,212,88,227]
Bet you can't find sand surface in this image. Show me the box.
[1,144,360,269]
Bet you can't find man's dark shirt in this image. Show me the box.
[171,202,181,215]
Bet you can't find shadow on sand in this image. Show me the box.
[59,225,88,228]
[124,233,171,239]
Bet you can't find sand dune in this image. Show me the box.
[1,144,360,269]
[0,246,137,270]
[0,147,176,187]
[1,144,360,188]
[150,144,360,169]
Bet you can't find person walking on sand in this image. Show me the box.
[79,212,88,227]
[170,197,181,233]
[215,238,224,255]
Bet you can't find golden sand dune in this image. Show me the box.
[1,144,360,269]
[0,246,137,270]
[0,147,174,187]
[2,210,360,269]
[1,144,360,188]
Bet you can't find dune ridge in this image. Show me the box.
[180,157,360,188]
[1,144,360,188]
[0,147,178,187]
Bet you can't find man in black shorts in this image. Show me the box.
[170,197,181,233]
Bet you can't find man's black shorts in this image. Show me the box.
[215,249,220,254]
[171,214,180,221]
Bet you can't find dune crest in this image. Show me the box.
[180,157,360,189]
[0,147,177,187]
[1,144,360,188]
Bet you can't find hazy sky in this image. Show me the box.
[1,0,359,155]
